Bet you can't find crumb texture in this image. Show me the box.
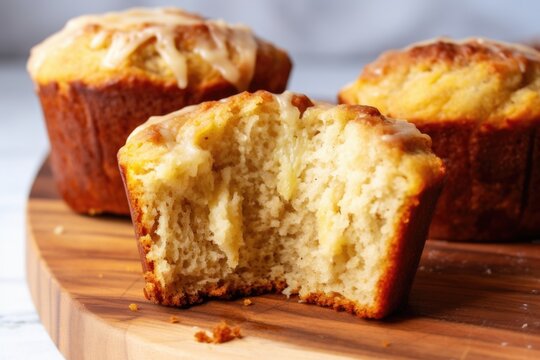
[119,91,444,318]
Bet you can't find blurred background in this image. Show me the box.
[2,0,540,99]
[3,0,540,64]
[1,1,540,359]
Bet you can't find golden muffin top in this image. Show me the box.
[120,90,436,170]
[28,7,262,90]
[339,38,540,124]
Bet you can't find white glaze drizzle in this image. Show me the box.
[27,7,257,90]
[381,119,430,144]
[274,91,304,201]
[275,91,299,126]
[127,103,199,141]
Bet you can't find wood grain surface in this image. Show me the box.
[26,158,540,359]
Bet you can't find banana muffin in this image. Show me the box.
[28,7,292,215]
[118,91,445,318]
[340,38,540,241]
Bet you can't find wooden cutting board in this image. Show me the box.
[26,158,540,360]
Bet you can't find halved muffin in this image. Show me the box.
[118,91,445,318]
[340,38,540,241]
[28,7,292,215]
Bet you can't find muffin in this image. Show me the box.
[27,7,292,215]
[339,38,540,241]
[118,91,445,318]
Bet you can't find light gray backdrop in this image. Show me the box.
[2,0,540,63]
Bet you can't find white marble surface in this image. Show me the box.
[0,57,360,360]
[0,59,60,360]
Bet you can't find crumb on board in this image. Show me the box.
[501,342,508,347]
[195,331,213,343]
[243,298,253,306]
[128,303,138,312]
[53,225,64,235]
[194,321,242,344]
[382,341,391,348]
[522,323,528,329]
[169,316,180,323]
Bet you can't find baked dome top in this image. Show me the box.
[123,91,434,157]
[339,38,540,124]
[28,7,265,90]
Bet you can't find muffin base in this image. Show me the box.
[125,167,442,319]
[38,78,266,214]
[418,120,540,241]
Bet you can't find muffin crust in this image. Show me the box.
[339,38,540,240]
[29,8,292,214]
